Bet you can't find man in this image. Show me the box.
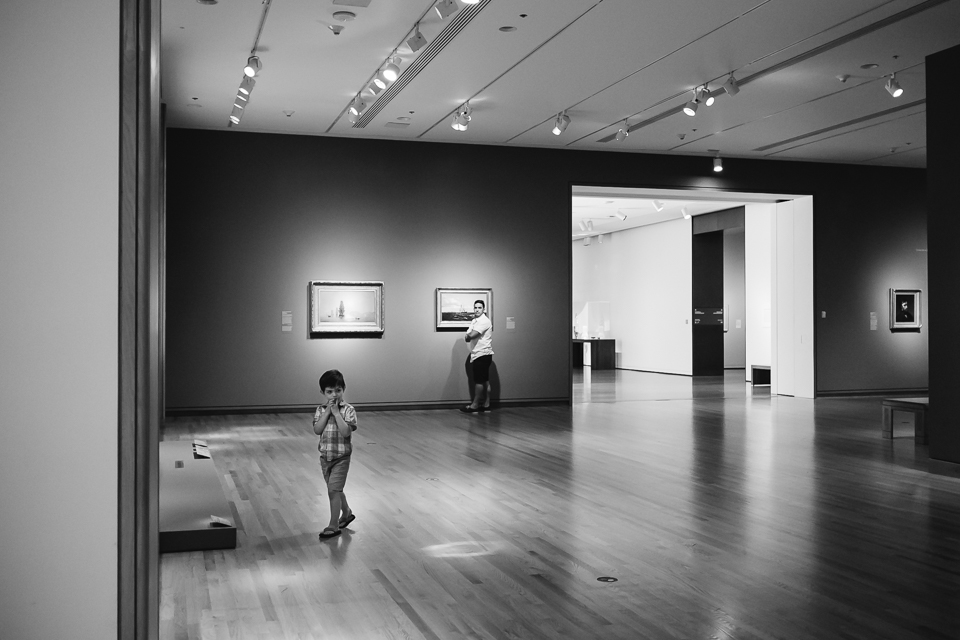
[897,299,913,323]
[461,300,493,413]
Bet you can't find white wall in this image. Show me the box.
[0,2,119,638]
[723,229,746,368]
[772,197,815,398]
[573,219,692,375]
[745,204,774,380]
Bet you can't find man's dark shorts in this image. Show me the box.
[472,354,493,384]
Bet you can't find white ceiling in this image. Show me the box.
[161,0,960,171]
[570,186,801,239]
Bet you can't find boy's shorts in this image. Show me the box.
[320,455,351,492]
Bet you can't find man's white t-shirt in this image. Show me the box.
[468,313,494,361]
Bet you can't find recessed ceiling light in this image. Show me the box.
[333,11,356,21]
[499,26,516,32]
[860,63,879,70]
[396,116,411,121]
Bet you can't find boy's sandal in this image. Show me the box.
[338,513,356,529]
[319,527,341,539]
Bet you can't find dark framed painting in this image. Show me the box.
[310,281,384,335]
[436,288,492,331]
[889,288,922,331]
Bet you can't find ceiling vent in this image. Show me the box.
[351,0,490,128]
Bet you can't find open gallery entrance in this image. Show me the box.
[571,185,815,399]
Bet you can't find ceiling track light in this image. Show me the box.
[435,0,458,19]
[722,73,739,96]
[238,76,256,95]
[552,112,571,136]
[713,156,723,172]
[229,104,243,125]
[615,120,629,142]
[885,73,903,97]
[348,96,366,116]
[407,24,427,52]
[243,55,262,78]
[652,200,664,212]
[683,91,699,116]
[615,210,627,221]
[681,207,691,220]
[701,85,715,107]
[451,103,472,131]
[583,237,591,247]
[381,56,401,83]
[586,220,594,231]
[598,234,604,244]
[578,221,587,232]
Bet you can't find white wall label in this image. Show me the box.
[736,319,742,329]
[505,316,516,331]
[870,312,878,331]
[282,311,292,332]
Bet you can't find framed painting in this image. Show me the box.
[889,288,922,331]
[436,288,492,331]
[310,281,384,335]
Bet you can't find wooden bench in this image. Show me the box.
[881,397,928,444]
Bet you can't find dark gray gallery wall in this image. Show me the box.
[165,128,927,410]
[927,43,960,463]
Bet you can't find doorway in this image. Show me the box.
[571,186,814,400]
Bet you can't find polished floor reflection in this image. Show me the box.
[161,372,960,639]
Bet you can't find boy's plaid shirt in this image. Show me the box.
[314,401,357,461]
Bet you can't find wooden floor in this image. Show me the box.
[160,370,960,639]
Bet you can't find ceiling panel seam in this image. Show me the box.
[763,101,925,156]
[587,0,947,145]
[418,0,606,138]
[328,0,491,132]
[669,60,924,152]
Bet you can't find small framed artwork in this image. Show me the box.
[889,288,922,331]
[436,288,492,331]
[310,281,384,335]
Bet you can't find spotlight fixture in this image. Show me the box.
[683,92,699,117]
[713,157,723,172]
[238,76,256,96]
[652,200,664,212]
[722,74,740,96]
[552,112,571,136]
[578,221,587,231]
[229,104,243,125]
[695,86,713,107]
[235,93,248,104]
[451,103,472,131]
[885,74,903,98]
[583,237,591,247]
[407,25,427,52]
[614,211,627,221]
[615,120,629,142]
[243,56,262,78]
[347,111,359,124]
[382,56,401,82]
[586,220,594,231]
[681,207,691,220]
[598,234,604,244]
[373,76,387,90]
[434,0,458,19]
[348,96,366,116]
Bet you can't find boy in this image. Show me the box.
[313,369,358,538]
